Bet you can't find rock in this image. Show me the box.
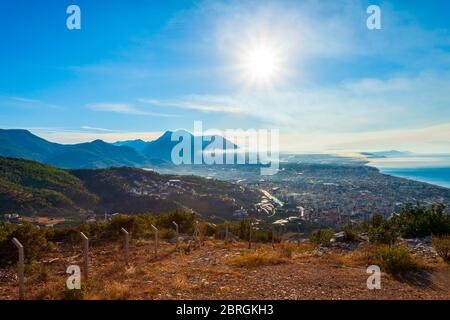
[356,234,369,242]
[334,232,345,242]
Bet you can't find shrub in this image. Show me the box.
[252,229,273,242]
[160,228,176,240]
[153,210,196,234]
[279,243,296,258]
[0,222,13,242]
[59,282,86,300]
[130,213,155,238]
[392,203,450,238]
[309,229,334,245]
[0,222,49,265]
[25,260,49,282]
[199,221,216,237]
[367,213,398,244]
[233,218,252,240]
[50,226,80,245]
[342,226,358,242]
[373,245,420,275]
[102,215,133,239]
[432,235,450,262]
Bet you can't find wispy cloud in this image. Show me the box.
[138,96,242,113]
[281,121,450,154]
[150,72,450,134]
[87,103,179,117]
[0,95,65,110]
[80,126,122,132]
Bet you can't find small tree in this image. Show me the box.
[392,203,450,238]
[0,222,49,265]
[367,213,398,244]
[309,229,334,245]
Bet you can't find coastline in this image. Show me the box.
[378,167,450,189]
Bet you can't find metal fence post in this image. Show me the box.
[12,238,24,300]
[248,221,252,249]
[121,228,129,265]
[80,232,89,279]
[151,224,158,258]
[225,223,229,243]
[172,221,179,249]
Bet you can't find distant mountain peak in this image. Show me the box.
[91,139,107,144]
[360,150,414,158]
[0,129,150,169]
[0,128,238,169]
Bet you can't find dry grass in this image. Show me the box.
[1,239,448,300]
[318,252,347,266]
[295,242,315,253]
[229,251,287,267]
[173,274,199,290]
[34,282,61,300]
[124,265,136,276]
[89,281,130,300]
[279,243,297,258]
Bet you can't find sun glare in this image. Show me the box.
[241,44,281,86]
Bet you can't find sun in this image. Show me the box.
[241,43,281,86]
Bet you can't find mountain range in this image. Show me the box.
[0,129,236,169]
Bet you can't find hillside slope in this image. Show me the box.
[71,167,260,220]
[0,240,448,300]
[0,157,98,216]
[0,157,260,221]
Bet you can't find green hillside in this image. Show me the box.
[0,157,98,216]
[0,157,260,223]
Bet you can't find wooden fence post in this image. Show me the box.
[80,232,89,279]
[121,228,129,265]
[195,221,204,246]
[151,224,158,258]
[12,238,24,300]
[172,221,179,249]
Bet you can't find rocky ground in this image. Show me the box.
[0,239,449,300]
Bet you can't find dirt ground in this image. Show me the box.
[0,239,449,300]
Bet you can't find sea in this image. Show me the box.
[368,156,450,189]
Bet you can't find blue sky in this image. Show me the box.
[1,0,450,153]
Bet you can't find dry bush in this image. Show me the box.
[279,243,297,258]
[309,229,334,245]
[25,260,50,283]
[368,245,422,275]
[432,235,450,262]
